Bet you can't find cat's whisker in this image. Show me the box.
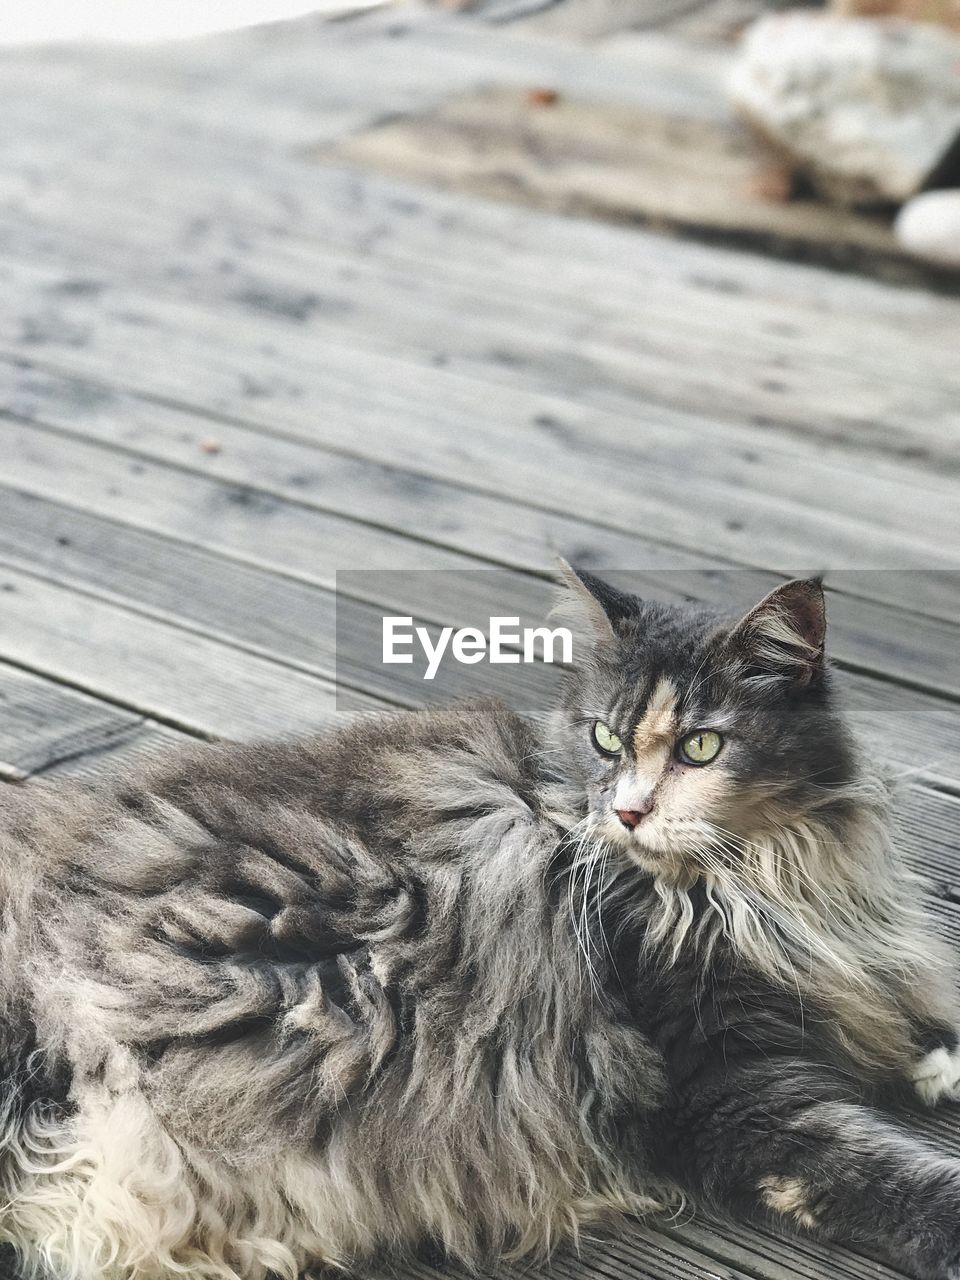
[593,845,619,975]
[563,818,607,995]
[578,837,608,995]
[566,830,591,990]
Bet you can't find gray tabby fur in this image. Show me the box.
[0,570,958,1280]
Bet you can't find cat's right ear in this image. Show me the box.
[728,577,826,687]
[550,559,636,643]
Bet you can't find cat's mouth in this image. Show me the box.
[597,808,684,864]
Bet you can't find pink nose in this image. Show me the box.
[616,800,654,829]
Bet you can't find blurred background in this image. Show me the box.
[0,0,385,44]
[3,0,960,275]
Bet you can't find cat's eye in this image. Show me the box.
[592,721,623,756]
[677,730,723,766]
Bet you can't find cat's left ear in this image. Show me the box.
[729,577,826,687]
[550,559,638,644]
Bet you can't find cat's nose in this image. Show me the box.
[616,799,654,829]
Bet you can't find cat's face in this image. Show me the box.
[551,569,854,881]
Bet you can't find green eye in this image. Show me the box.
[677,730,723,765]
[593,720,623,756]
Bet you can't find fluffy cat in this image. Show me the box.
[0,568,958,1280]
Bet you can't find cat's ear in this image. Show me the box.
[729,577,826,687]
[550,559,637,643]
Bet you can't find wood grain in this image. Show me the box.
[1,374,958,698]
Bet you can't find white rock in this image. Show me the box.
[730,12,960,206]
[895,190,960,267]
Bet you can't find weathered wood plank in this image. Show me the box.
[0,87,958,477]
[505,0,733,41]
[898,785,960,894]
[598,2,767,46]
[2,281,959,609]
[0,5,739,152]
[659,1218,909,1280]
[552,1222,761,1280]
[5,132,957,390]
[501,0,766,44]
[0,476,957,801]
[0,57,924,297]
[1,127,960,483]
[841,673,960,795]
[364,1215,882,1280]
[2,373,958,701]
[0,3,947,292]
[6,126,956,367]
[0,194,958,483]
[0,563,377,740]
[0,180,954,580]
[0,663,147,780]
[0,486,340,678]
[0,491,546,714]
[33,720,185,780]
[0,402,517,578]
[1,343,954,605]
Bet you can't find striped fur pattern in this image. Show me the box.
[0,571,958,1279]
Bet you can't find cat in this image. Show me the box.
[0,566,958,1280]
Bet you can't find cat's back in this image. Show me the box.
[0,698,547,933]
[2,698,566,1149]
[2,698,552,1017]
[113,694,539,832]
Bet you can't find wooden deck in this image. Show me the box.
[0,2,958,1277]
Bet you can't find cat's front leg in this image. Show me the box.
[911,1028,960,1107]
[657,1057,960,1279]
[885,900,960,1108]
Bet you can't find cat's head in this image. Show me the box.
[550,565,856,882]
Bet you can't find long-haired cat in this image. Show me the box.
[0,568,958,1280]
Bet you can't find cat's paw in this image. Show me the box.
[912,1043,960,1106]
